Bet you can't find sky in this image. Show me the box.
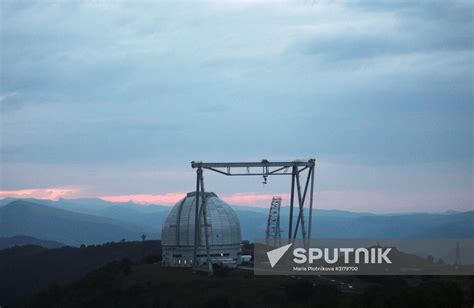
[0,0,472,213]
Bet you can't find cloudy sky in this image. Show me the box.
[0,1,472,212]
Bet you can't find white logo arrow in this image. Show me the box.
[267,243,293,268]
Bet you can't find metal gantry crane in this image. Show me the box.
[190,159,316,272]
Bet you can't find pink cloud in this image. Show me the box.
[100,193,187,205]
[0,187,80,200]
[221,192,290,206]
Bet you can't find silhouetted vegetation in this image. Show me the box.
[25,262,473,308]
[285,279,315,302]
[144,254,162,264]
[0,240,161,307]
[355,279,466,308]
[0,240,472,307]
[213,263,231,278]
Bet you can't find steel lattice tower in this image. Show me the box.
[266,196,282,246]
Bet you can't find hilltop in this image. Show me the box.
[0,200,152,246]
[0,240,161,306]
[31,260,473,308]
[0,235,64,250]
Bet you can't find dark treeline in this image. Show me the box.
[1,240,473,307]
[0,240,161,307]
[31,262,473,308]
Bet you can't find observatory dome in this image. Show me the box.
[161,192,242,268]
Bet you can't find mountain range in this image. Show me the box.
[0,198,472,246]
[0,200,152,246]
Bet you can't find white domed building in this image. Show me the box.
[161,192,242,268]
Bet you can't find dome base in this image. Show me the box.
[162,244,241,268]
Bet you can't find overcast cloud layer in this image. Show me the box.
[0,1,472,212]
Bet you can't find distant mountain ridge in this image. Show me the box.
[1,198,169,233]
[0,198,472,244]
[0,235,65,249]
[0,197,169,214]
[1,197,463,217]
[0,200,153,246]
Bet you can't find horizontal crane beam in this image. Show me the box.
[191,159,315,169]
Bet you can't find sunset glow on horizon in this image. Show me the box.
[0,188,79,200]
[1,186,470,213]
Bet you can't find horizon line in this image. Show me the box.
[0,196,469,215]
